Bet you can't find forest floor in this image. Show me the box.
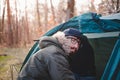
[0,45,33,80]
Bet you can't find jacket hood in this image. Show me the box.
[39,36,62,49]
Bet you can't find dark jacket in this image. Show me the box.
[17,36,75,80]
[69,35,96,76]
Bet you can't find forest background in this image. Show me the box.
[0,0,120,80]
[0,0,120,47]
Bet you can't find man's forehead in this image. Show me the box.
[66,36,79,39]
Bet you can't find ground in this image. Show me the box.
[0,45,32,80]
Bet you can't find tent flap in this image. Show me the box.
[101,35,120,80]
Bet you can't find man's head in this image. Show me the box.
[53,28,82,55]
[63,28,82,54]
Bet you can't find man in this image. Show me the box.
[17,28,82,80]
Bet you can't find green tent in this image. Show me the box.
[20,12,120,80]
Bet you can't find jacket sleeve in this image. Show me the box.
[46,52,75,80]
[17,53,44,80]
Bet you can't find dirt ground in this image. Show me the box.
[0,46,32,80]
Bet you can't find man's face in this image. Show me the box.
[64,36,80,54]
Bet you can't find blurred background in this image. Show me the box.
[0,0,120,47]
[0,0,120,80]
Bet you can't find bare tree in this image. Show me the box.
[66,0,75,21]
[6,0,13,46]
[36,0,41,28]
[24,0,30,46]
[50,0,56,24]
[0,0,6,44]
[43,0,48,33]
[14,0,19,46]
[89,0,96,12]
[98,0,120,15]
[57,0,66,23]
[106,0,120,13]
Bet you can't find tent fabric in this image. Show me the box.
[42,12,120,36]
[20,12,120,79]
[84,31,120,38]
[88,37,118,79]
[101,35,120,80]
[100,13,120,20]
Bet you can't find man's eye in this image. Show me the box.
[71,39,77,43]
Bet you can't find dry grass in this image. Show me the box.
[0,46,32,80]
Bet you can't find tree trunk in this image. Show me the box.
[89,0,96,12]
[43,0,48,33]
[66,0,75,21]
[24,0,30,46]
[7,0,13,46]
[0,0,6,44]
[50,0,56,24]
[36,0,41,28]
[57,0,66,23]
[14,0,19,46]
